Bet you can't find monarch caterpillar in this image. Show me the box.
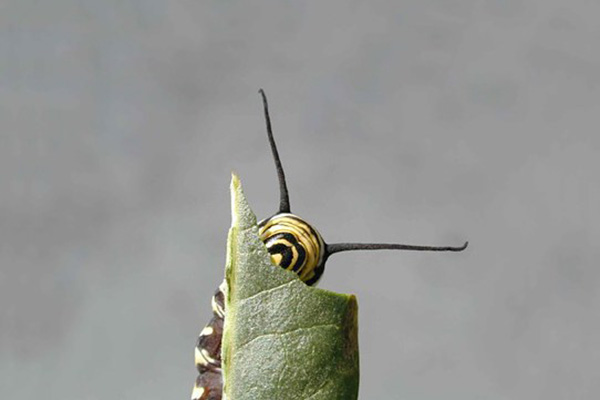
[191,90,468,400]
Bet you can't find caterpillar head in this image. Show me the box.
[258,213,326,286]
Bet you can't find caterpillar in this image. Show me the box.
[190,90,468,400]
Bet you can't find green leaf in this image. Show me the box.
[222,174,359,400]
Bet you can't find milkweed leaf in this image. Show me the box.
[222,174,359,400]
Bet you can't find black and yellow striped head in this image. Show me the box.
[257,90,467,287]
[258,213,326,286]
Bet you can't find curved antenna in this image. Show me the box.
[326,241,468,256]
[259,89,291,213]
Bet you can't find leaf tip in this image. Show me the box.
[230,173,257,229]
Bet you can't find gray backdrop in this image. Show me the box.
[2,1,599,399]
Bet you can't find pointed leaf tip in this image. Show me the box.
[230,173,257,229]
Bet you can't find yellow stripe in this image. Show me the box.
[290,245,299,270]
[271,253,282,264]
[195,347,217,366]
[268,238,293,248]
[200,326,213,336]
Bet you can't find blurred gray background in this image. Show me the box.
[2,1,599,399]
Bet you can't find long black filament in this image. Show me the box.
[326,241,468,256]
[258,89,467,258]
[259,89,291,214]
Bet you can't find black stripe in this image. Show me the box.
[271,232,298,245]
[292,243,306,273]
[268,243,293,268]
